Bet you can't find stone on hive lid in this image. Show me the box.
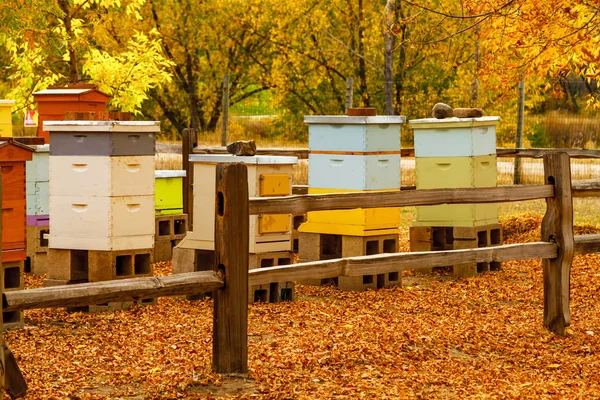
[432,103,453,119]
[453,108,484,118]
[227,140,257,156]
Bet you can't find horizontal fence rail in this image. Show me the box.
[249,185,554,215]
[249,242,558,286]
[191,146,600,160]
[3,271,224,312]
[571,179,600,197]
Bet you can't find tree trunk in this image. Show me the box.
[357,0,369,107]
[58,0,79,83]
[383,0,395,115]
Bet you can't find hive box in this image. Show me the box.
[0,141,34,259]
[411,116,500,227]
[415,155,497,189]
[33,87,110,143]
[49,155,154,197]
[301,115,405,236]
[44,120,157,156]
[155,170,185,215]
[183,154,296,253]
[48,195,155,250]
[411,117,499,158]
[0,100,15,137]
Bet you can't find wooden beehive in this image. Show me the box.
[300,115,405,236]
[0,141,34,261]
[45,121,158,251]
[186,154,297,253]
[33,86,110,143]
[155,170,186,215]
[0,100,15,137]
[26,144,50,218]
[410,116,500,227]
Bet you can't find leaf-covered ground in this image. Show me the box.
[8,213,600,399]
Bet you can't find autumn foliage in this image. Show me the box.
[7,214,600,399]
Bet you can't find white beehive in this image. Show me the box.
[186,154,297,253]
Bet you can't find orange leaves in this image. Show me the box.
[6,215,600,397]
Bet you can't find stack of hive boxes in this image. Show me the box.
[33,86,109,143]
[298,114,405,291]
[44,120,158,311]
[25,144,50,275]
[0,140,33,329]
[0,100,15,137]
[173,154,297,303]
[410,116,503,276]
[154,170,187,261]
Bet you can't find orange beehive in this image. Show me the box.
[33,85,110,143]
[0,141,34,261]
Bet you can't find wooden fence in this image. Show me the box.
[1,152,600,396]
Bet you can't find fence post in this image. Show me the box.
[212,162,249,373]
[513,78,525,184]
[182,128,197,231]
[542,153,574,335]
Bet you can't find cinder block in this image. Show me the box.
[88,248,154,282]
[172,247,215,274]
[26,225,49,253]
[338,234,400,291]
[47,248,88,281]
[291,214,306,254]
[298,232,321,261]
[25,251,49,276]
[155,214,188,240]
[3,310,24,330]
[154,239,174,262]
[452,239,478,277]
[3,261,24,291]
[248,251,293,270]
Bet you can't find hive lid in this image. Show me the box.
[304,115,406,125]
[409,116,500,129]
[43,120,160,133]
[189,154,298,165]
[0,100,15,105]
[155,170,186,178]
[32,144,50,153]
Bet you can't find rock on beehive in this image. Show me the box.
[227,140,257,156]
[453,108,484,118]
[432,103,453,119]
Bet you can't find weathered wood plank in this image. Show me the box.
[498,148,600,159]
[542,153,574,335]
[249,242,557,286]
[191,146,600,160]
[571,179,600,197]
[249,185,554,216]
[3,272,224,312]
[212,163,249,374]
[574,234,600,255]
[182,128,197,230]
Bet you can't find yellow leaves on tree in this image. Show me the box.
[82,31,174,114]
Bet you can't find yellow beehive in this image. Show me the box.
[299,188,401,236]
[0,100,15,137]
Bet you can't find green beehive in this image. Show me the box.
[155,170,185,215]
